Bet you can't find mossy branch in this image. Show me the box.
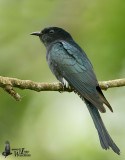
[0,76,125,101]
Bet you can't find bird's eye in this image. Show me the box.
[49,30,54,34]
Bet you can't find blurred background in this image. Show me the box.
[0,0,125,159]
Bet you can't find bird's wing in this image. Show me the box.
[50,41,112,113]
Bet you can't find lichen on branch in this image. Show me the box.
[0,76,125,101]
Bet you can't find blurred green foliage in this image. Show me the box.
[0,0,125,160]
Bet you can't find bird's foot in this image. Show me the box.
[62,78,69,88]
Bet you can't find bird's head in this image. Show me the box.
[30,27,73,47]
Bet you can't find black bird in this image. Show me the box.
[2,141,12,158]
[31,27,120,155]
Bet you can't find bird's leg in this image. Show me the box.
[62,78,69,88]
[58,77,72,93]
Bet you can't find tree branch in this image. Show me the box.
[0,76,125,101]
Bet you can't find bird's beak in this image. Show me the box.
[30,32,41,36]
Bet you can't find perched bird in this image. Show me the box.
[2,141,12,158]
[31,27,120,155]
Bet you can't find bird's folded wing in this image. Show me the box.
[50,41,106,112]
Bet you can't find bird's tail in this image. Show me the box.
[84,98,120,155]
